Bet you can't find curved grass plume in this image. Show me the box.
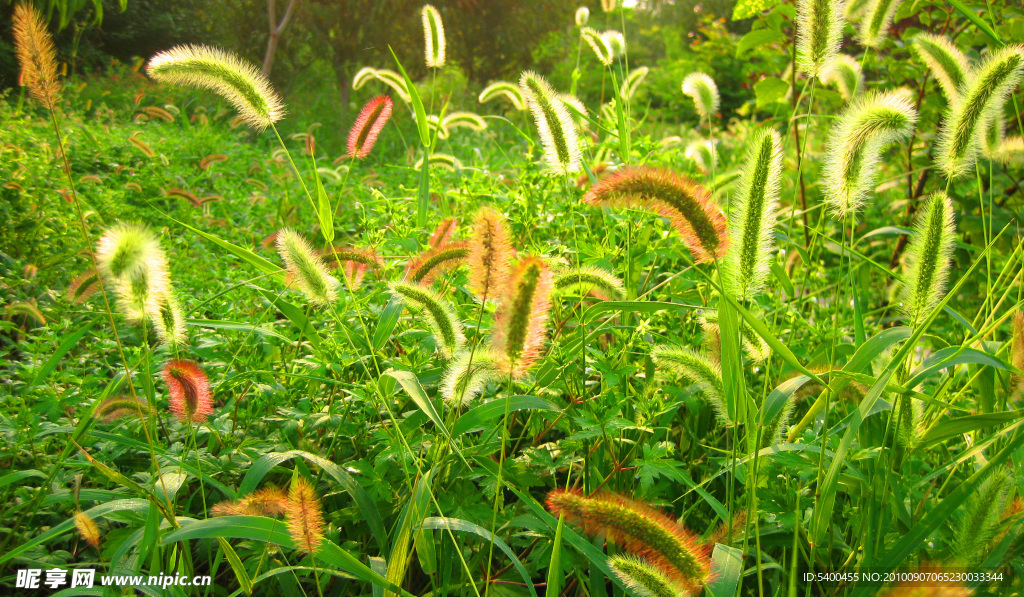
[405,242,470,285]
[491,257,553,378]
[275,228,338,306]
[347,95,393,159]
[609,554,686,597]
[553,265,625,301]
[163,359,213,424]
[909,33,968,102]
[421,4,446,68]
[681,72,719,120]
[146,44,285,130]
[440,348,505,406]
[478,81,526,111]
[583,166,727,263]
[820,54,863,100]
[652,345,729,424]
[521,71,582,175]
[390,281,465,359]
[581,27,613,66]
[823,89,917,219]
[13,2,60,109]
[858,0,903,48]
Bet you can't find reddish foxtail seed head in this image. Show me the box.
[584,166,727,263]
[429,217,459,248]
[163,359,213,424]
[13,3,60,109]
[546,491,710,587]
[1012,311,1024,392]
[287,477,325,555]
[491,258,553,378]
[212,487,289,517]
[546,489,712,592]
[468,207,514,301]
[74,511,101,548]
[405,242,470,285]
[347,95,393,159]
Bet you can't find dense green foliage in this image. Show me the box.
[2,1,1024,596]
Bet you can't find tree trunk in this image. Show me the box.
[262,0,301,76]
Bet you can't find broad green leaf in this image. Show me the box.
[706,544,743,597]
[373,296,404,351]
[736,29,785,57]
[948,0,1002,45]
[906,346,1012,388]
[172,218,283,281]
[755,77,789,108]
[419,517,538,597]
[217,537,253,595]
[389,47,430,147]
[453,395,560,436]
[383,369,450,438]
[186,319,292,342]
[920,410,1024,448]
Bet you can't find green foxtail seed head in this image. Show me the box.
[440,348,506,406]
[96,395,152,422]
[858,0,902,49]
[608,554,689,597]
[581,27,613,66]
[146,44,285,130]
[602,0,617,11]
[583,166,728,263]
[575,6,590,26]
[603,31,626,58]
[370,69,412,103]
[725,128,782,300]
[546,490,712,593]
[652,345,729,424]
[415,152,462,171]
[684,139,717,175]
[992,135,1024,166]
[443,111,487,133]
[347,95,393,159]
[68,269,100,304]
[352,66,377,90]
[820,54,863,101]
[275,229,338,306]
[893,395,922,449]
[622,66,650,100]
[955,469,1011,567]
[429,217,459,248]
[681,72,719,120]
[520,71,582,175]
[492,257,553,378]
[844,0,870,20]
[405,242,470,285]
[421,4,446,68]
[909,33,967,103]
[13,2,60,109]
[559,94,588,122]
[796,0,845,78]
[899,192,956,324]
[479,81,526,111]
[823,89,917,219]
[468,207,514,301]
[95,222,169,322]
[553,265,625,301]
[149,291,186,347]
[286,477,325,555]
[936,45,1024,179]
[390,281,465,359]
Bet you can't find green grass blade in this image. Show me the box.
[27,318,96,390]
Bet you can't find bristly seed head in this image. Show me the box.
[468,206,514,301]
[681,72,719,120]
[909,33,968,104]
[608,554,689,597]
[520,70,582,175]
[74,511,101,548]
[900,191,956,324]
[823,89,917,219]
[575,6,590,26]
[819,54,863,101]
[652,345,729,424]
[390,281,465,359]
[546,489,712,593]
[440,348,506,406]
[583,166,727,263]
[13,2,60,109]
[275,228,338,306]
[936,44,1024,179]
[580,27,612,66]
[405,242,470,285]
[796,0,845,78]
[347,95,393,159]
[422,4,446,68]
[146,44,285,131]
[492,257,553,378]
[479,81,526,111]
[286,477,325,555]
[163,359,213,424]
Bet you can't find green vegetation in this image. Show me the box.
[2,1,1024,596]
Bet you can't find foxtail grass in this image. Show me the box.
[652,345,729,424]
[681,72,719,121]
[468,206,514,302]
[822,89,917,219]
[581,27,613,66]
[13,2,60,109]
[684,139,717,175]
[352,66,377,90]
[74,511,101,548]
[936,45,1024,179]
[622,66,650,100]
[212,487,289,517]
[796,0,845,78]
[899,191,956,324]
[608,554,687,597]
[602,0,617,12]
[1012,311,1024,393]
[275,228,338,306]
[163,359,213,425]
[146,44,285,131]
[858,0,902,48]
[604,31,626,59]
[421,4,446,68]
[405,242,470,285]
[478,81,526,111]
[909,34,967,103]
[491,257,553,378]
[552,265,625,301]
[390,282,465,359]
[440,349,505,406]
[442,111,488,134]
[820,54,863,100]
[546,490,711,592]
[575,6,590,26]
[583,166,728,263]
[520,70,582,175]
[67,269,100,304]
[429,217,459,248]
[725,128,783,300]
[287,477,326,555]
[347,95,393,159]
[96,395,153,422]
[954,469,1011,566]
[149,292,186,347]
